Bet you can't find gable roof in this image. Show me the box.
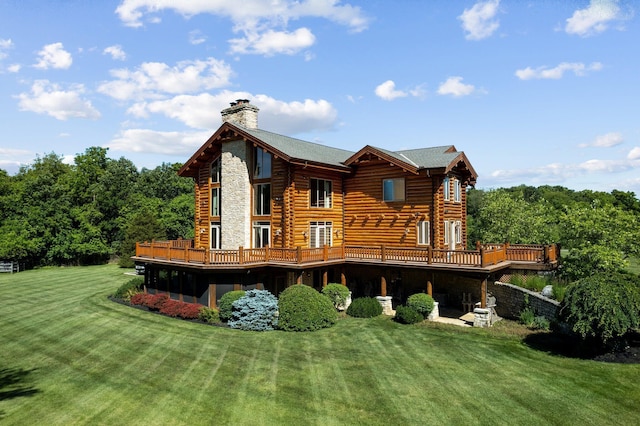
[179,121,477,184]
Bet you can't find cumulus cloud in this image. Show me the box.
[103,45,127,61]
[114,0,369,56]
[458,0,501,40]
[437,76,477,97]
[374,80,426,101]
[189,30,206,45]
[565,0,628,37]
[7,64,21,73]
[515,62,603,80]
[489,147,640,186]
[33,42,72,69]
[97,58,233,101]
[126,90,338,135]
[0,38,13,60]
[107,128,211,155]
[579,132,624,148]
[229,28,316,56]
[15,80,100,120]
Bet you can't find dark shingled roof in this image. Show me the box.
[369,145,460,170]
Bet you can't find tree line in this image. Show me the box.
[0,147,193,268]
[1,147,639,281]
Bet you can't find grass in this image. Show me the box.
[1,265,640,425]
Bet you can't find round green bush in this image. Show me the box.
[321,283,350,310]
[346,297,382,318]
[406,293,435,319]
[218,290,245,322]
[394,305,423,324]
[279,285,337,331]
[198,306,221,324]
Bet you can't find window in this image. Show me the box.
[310,221,332,248]
[444,220,450,244]
[210,157,220,183]
[417,221,430,245]
[254,183,271,215]
[443,177,450,201]
[455,221,462,244]
[210,222,220,249]
[254,147,271,179]
[310,178,332,208]
[454,179,461,202]
[383,178,405,202]
[211,188,220,216]
[253,222,270,248]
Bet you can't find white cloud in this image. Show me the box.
[114,0,369,56]
[15,80,100,120]
[579,132,624,148]
[628,147,640,160]
[515,62,603,80]
[107,128,211,155]
[0,38,13,60]
[103,45,127,61]
[33,42,73,69]
[97,58,233,101]
[437,76,477,97]
[189,30,206,45]
[375,80,408,101]
[458,0,501,40]
[229,28,316,56]
[126,90,338,135]
[7,64,21,73]
[565,0,627,37]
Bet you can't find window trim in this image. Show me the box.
[443,177,450,201]
[210,222,221,249]
[310,178,333,208]
[309,221,333,248]
[253,221,271,248]
[454,179,461,203]
[210,187,220,217]
[254,183,271,216]
[253,147,272,179]
[210,157,220,183]
[417,220,430,246]
[382,178,405,202]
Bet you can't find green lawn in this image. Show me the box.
[1,265,639,425]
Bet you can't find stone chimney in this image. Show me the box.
[221,99,259,129]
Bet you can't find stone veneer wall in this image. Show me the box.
[221,140,251,249]
[488,281,559,320]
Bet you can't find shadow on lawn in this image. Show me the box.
[0,367,41,419]
[523,331,640,363]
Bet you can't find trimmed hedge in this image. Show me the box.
[406,293,435,319]
[346,297,382,318]
[278,285,337,332]
[218,290,246,322]
[394,305,423,324]
[321,283,350,310]
[228,289,279,331]
[130,292,203,320]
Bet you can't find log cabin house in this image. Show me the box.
[134,99,558,314]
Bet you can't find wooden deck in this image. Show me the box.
[134,240,558,272]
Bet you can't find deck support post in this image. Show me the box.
[427,280,432,297]
[322,270,328,287]
[209,284,216,309]
[381,276,387,297]
[340,270,347,286]
[480,277,487,308]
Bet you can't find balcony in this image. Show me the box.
[134,240,558,272]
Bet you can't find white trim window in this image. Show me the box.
[417,220,430,245]
[454,179,461,202]
[254,183,271,215]
[210,222,221,249]
[455,220,462,244]
[253,222,270,248]
[310,221,332,248]
[211,187,220,216]
[383,178,405,202]
[444,220,450,245]
[310,178,332,208]
[443,177,450,201]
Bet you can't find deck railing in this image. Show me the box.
[136,241,558,269]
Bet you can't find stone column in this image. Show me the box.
[221,140,251,249]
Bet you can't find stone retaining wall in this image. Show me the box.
[488,281,559,320]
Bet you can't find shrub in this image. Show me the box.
[130,292,152,306]
[218,290,246,322]
[552,284,567,303]
[279,285,337,332]
[394,305,423,324]
[519,306,535,327]
[533,315,550,331]
[113,277,143,301]
[406,293,435,319]
[346,297,382,318]
[146,293,170,311]
[321,283,350,310]
[228,289,279,331]
[559,271,640,347]
[198,307,221,324]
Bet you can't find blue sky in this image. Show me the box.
[1,0,639,194]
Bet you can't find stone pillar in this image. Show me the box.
[221,140,251,249]
[473,308,491,327]
[376,296,393,316]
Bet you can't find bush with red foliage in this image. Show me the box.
[131,292,203,320]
